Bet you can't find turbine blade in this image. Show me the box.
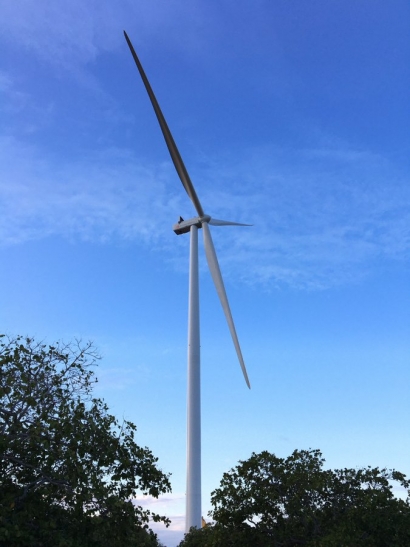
[123,31,204,217]
[202,222,251,389]
[209,218,252,227]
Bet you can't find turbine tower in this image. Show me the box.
[124,31,251,533]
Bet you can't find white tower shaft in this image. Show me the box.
[185,225,201,532]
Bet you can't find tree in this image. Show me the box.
[178,449,410,547]
[0,335,170,546]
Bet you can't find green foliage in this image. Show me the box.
[179,449,410,547]
[0,335,170,546]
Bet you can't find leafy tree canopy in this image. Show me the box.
[179,449,410,547]
[0,335,169,546]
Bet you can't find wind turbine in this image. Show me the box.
[123,31,251,533]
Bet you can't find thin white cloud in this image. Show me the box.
[0,136,185,246]
[0,73,55,136]
[135,492,185,512]
[203,144,410,288]
[4,2,407,292]
[0,1,100,70]
[1,134,408,289]
[0,71,12,92]
[0,0,216,75]
[134,493,186,546]
[0,71,29,115]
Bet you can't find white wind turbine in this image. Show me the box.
[124,31,251,533]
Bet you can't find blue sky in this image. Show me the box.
[1,1,409,545]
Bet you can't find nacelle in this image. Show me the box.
[173,215,210,235]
